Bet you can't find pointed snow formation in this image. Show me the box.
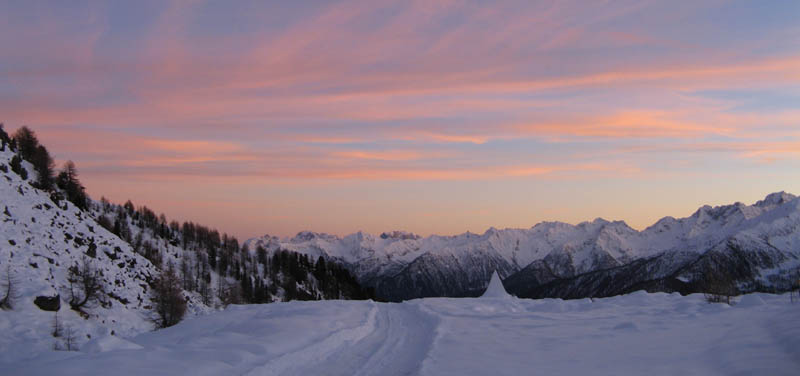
[481,271,511,298]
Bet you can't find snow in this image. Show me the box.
[2,292,797,375]
[82,335,143,353]
[0,147,216,362]
[245,191,800,289]
[0,148,161,359]
[481,271,511,298]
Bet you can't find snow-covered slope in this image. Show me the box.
[4,292,797,375]
[0,147,181,360]
[246,192,800,300]
[636,192,800,257]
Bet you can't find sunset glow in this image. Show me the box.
[2,1,799,238]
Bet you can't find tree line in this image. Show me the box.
[94,197,373,307]
[1,124,88,210]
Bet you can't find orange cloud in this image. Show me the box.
[249,162,611,181]
[332,150,451,161]
[402,132,491,145]
[514,110,735,139]
[144,139,244,154]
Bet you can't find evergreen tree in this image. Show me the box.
[31,145,55,190]
[208,246,217,270]
[12,127,54,190]
[12,126,39,161]
[56,160,88,210]
[256,246,268,265]
[113,207,132,243]
[0,123,10,151]
[283,274,297,301]
[9,154,26,179]
[241,274,253,303]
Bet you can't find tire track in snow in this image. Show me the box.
[243,303,379,376]
[341,303,438,376]
[243,302,438,376]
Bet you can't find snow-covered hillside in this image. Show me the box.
[3,291,797,375]
[0,131,372,362]
[0,146,187,360]
[247,192,800,300]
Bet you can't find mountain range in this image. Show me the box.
[246,191,800,301]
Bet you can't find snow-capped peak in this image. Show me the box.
[755,191,796,208]
[379,231,420,240]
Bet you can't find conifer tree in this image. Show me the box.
[31,144,55,190]
[0,123,10,151]
[12,127,54,190]
[57,160,88,210]
[9,154,26,179]
[12,126,39,161]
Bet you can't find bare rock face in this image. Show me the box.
[33,295,60,311]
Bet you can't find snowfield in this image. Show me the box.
[2,291,798,376]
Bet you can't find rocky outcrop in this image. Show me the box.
[33,295,60,311]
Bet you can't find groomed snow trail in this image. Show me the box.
[245,302,437,376]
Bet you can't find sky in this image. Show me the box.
[1,0,799,240]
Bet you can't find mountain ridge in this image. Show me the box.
[253,190,797,261]
[246,191,800,300]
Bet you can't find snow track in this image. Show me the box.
[316,303,437,376]
[246,302,437,376]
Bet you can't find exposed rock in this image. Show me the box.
[33,295,60,311]
[85,242,96,258]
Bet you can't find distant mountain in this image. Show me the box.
[247,192,800,301]
[505,192,800,299]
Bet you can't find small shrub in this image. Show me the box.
[62,325,78,351]
[52,311,62,338]
[67,258,105,310]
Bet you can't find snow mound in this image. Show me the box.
[82,335,144,353]
[481,271,511,298]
